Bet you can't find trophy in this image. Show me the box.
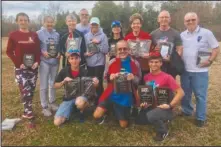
[87,42,99,53]
[158,41,174,59]
[114,72,132,93]
[155,87,172,106]
[23,54,35,68]
[109,43,116,56]
[64,77,81,98]
[47,39,58,58]
[66,37,82,52]
[138,85,154,105]
[197,51,212,66]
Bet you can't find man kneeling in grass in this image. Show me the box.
[138,52,184,141]
[53,49,99,126]
[93,40,141,128]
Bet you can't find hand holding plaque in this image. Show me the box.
[197,51,212,67]
[114,72,132,93]
[23,54,35,68]
[64,77,81,98]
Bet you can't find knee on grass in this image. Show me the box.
[119,120,128,128]
[54,117,66,126]
[93,107,105,119]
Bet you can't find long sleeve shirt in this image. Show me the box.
[6,30,41,68]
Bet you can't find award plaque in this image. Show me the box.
[87,42,99,53]
[158,42,174,58]
[23,54,35,68]
[64,77,81,98]
[138,85,154,105]
[197,51,212,66]
[128,39,152,57]
[109,43,116,56]
[128,40,140,57]
[66,37,82,52]
[47,43,58,58]
[138,40,152,56]
[114,73,132,93]
[80,77,96,99]
[155,87,172,106]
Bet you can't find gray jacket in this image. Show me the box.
[84,28,109,67]
[36,26,60,65]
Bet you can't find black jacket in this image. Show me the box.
[59,29,86,68]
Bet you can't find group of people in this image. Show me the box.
[6,8,220,142]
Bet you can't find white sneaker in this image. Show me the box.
[42,108,52,117]
[49,103,59,112]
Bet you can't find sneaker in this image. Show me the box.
[97,115,107,125]
[42,108,52,117]
[49,103,59,112]
[153,131,169,142]
[22,113,34,119]
[196,120,205,127]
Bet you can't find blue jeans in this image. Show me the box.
[55,99,76,119]
[181,71,208,121]
[39,61,59,108]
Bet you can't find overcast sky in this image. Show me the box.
[2,1,148,19]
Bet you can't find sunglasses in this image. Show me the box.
[185,19,196,23]
[118,47,128,52]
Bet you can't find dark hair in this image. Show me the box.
[110,27,124,39]
[16,12,30,22]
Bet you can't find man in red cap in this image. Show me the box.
[138,52,184,142]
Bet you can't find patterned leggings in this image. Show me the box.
[15,68,38,115]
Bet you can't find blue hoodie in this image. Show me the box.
[84,28,109,67]
[36,26,60,65]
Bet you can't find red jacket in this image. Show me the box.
[6,31,41,68]
[99,57,141,106]
[124,30,152,71]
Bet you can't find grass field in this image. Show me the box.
[1,37,221,146]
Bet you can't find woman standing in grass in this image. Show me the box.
[37,16,60,117]
[6,12,41,119]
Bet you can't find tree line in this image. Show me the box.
[2,1,221,41]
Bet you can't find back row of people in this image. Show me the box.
[6,9,219,142]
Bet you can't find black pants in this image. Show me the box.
[136,107,173,134]
[87,65,105,104]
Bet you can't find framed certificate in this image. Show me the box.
[109,43,116,56]
[155,87,172,106]
[196,51,212,66]
[138,85,154,105]
[158,42,174,58]
[23,54,35,68]
[87,42,99,53]
[114,73,132,93]
[64,77,81,98]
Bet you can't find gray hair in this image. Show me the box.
[184,12,198,20]
[158,10,171,18]
[66,14,77,22]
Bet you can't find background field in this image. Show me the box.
[2,37,221,146]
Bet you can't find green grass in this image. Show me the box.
[2,41,221,146]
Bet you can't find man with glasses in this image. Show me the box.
[76,9,90,35]
[180,12,220,127]
[151,10,183,78]
[93,40,141,128]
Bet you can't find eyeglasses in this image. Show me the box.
[118,47,128,52]
[185,19,196,23]
[159,16,170,19]
[81,14,89,17]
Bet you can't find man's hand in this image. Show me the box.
[163,55,170,62]
[42,51,50,58]
[85,52,94,57]
[127,73,135,81]
[20,64,26,69]
[157,104,170,109]
[91,38,100,44]
[110,73,119,81]
[199,60,211,68]
[63,77,73,83]
[32,62,38,69]
[92,77,99,87]
[65,52,70,57]
[56,53,61,59]
[140,102,151,109]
